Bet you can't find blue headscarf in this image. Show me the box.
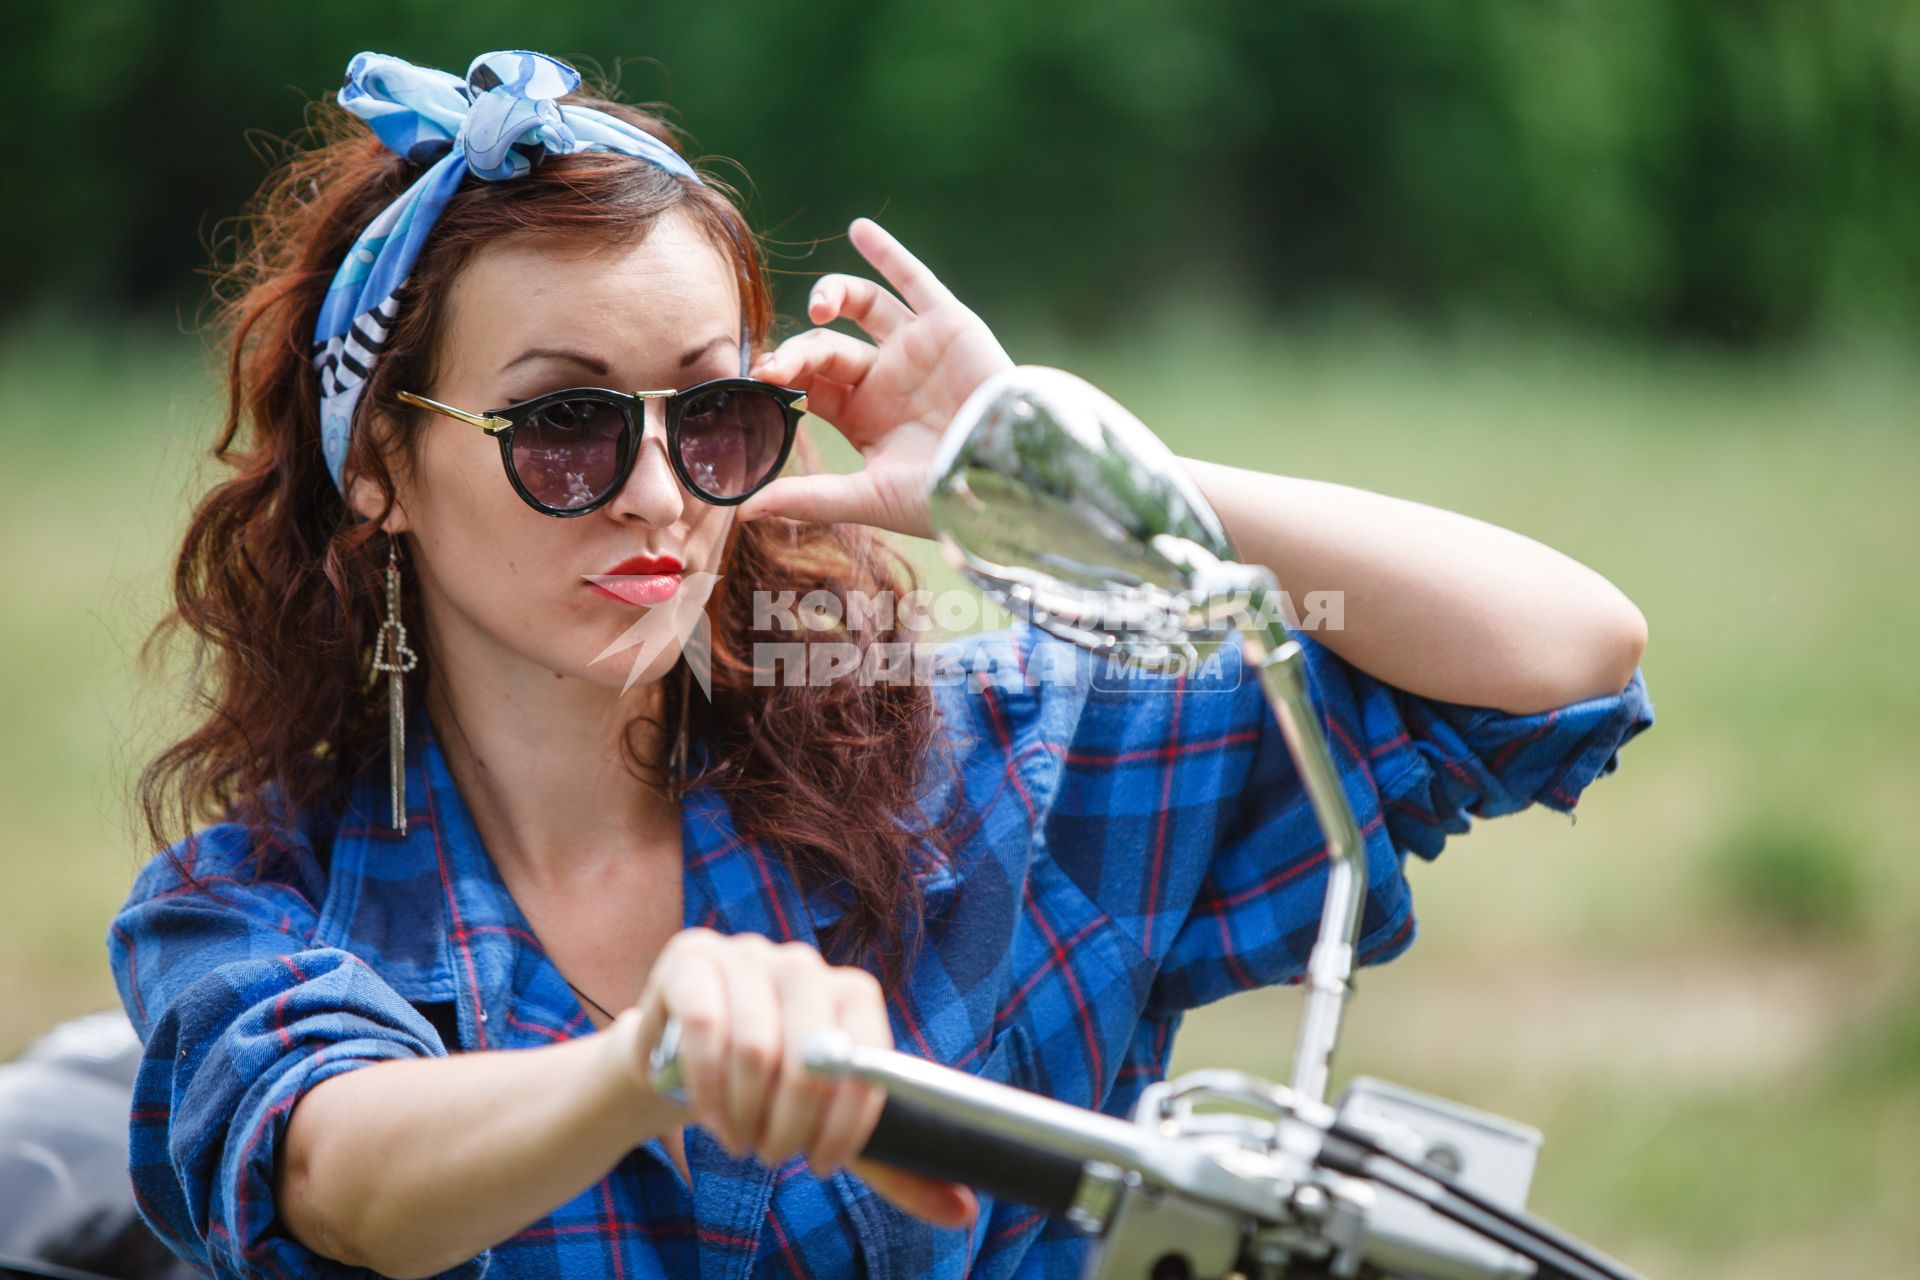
[311,50,708,499]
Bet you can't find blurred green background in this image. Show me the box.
[3,3,1916,1277]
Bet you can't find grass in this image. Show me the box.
[2,312,1915,1275]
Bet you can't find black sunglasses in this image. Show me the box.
[395,377,806,516]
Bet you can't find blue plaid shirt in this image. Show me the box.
[108,622,1653,1279]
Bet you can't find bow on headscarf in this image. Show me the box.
[312,50,707,500]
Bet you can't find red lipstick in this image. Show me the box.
[603,554,683,577]
[584,553,685,606]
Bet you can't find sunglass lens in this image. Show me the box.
[676,385,788,500]
[510,396,631,510]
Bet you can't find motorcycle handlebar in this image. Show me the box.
[859,1091,1088,1216]
[644,1017,1103,1215]
[646,1015,1645,1280]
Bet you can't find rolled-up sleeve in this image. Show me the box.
[1290,628,1656,861]
[106,822,490,1279]
[1143,627,1655,1014]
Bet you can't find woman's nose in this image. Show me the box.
[603,401,685,525]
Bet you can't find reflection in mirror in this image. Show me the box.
[926,366,1261,668]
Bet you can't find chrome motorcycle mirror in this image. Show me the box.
[926,366,1369,1106]
[923,366,1249,667]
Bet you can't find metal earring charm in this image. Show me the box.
[370,535,420,833]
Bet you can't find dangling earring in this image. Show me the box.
[370,533,419,833]
[668,659,692,786]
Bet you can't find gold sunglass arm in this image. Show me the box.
[395,390,513,434]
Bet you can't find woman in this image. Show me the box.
[107,48,1653,1280]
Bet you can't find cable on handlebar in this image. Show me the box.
[1315,1129,1645,1280]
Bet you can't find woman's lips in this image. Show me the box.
[584,574,682,606]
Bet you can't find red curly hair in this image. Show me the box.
[134,68,961,981]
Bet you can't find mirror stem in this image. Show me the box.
[1237,586,1370,1109]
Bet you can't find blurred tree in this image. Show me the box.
[3,0,1914,345]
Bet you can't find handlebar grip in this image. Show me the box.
[858,1087,1088,1217]
[649,1016,1090,1216]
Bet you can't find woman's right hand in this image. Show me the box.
[609,927,979,1230]
[737,216,1015,541]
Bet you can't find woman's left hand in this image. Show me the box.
[737,217,1015,538]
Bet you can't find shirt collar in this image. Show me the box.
[320,697,936,1047]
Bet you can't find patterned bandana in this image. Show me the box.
[311,50,708,500]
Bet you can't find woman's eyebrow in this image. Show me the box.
[498,335,735,376]
[500,346,609,375]
[676,334,737,369]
